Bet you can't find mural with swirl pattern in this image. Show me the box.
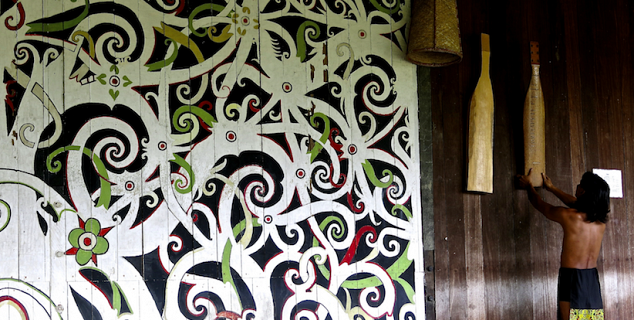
[0,0,423,319]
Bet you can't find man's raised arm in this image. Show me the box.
[542,173,577,207]
[518,169,567,223]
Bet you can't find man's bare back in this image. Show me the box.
[559,208,605,269]
[518,170,609,319]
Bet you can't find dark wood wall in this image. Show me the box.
[428,0,634,318]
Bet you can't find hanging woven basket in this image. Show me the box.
[406,0,463,67]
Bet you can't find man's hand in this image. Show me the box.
[516,168,535,189]
[517,169,560,221]
[540,172,578,207]
[542,173,554,192]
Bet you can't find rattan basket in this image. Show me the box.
[407,0,463,67]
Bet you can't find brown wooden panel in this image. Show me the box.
[442,71,467,319]
[561,0,586,186]
[425,250,436,320]
[429,0,634,319]
[464,194,484,317]
[587,1,624,318]
[613,4,633,316]
[617,0,634,315]
[540,1,572,317]
[431,67,451,319]
[492,3,529,318]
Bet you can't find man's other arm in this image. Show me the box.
[526,185,567,223]
[542,173,577,207]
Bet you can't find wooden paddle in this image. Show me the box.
[523,41,545,187]
[467,33,494,193]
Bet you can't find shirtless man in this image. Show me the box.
[517,169,609,320]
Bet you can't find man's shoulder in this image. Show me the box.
[559,208,605,226]
[551,207,585,224]
[551,206,577,215]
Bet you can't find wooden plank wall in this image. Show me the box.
[429,0,634,319]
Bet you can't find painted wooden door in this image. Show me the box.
[0,0,423,319]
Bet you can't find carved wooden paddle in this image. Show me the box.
[467,33,494,193]
[523,41,545,187]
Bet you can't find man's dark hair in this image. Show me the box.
[573,171,610,223]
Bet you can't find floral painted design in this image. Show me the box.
[5,0,422,318]
[65,217,113,266]
[231,6,260,36]
[570,309,604,320]
[97,64,133,101]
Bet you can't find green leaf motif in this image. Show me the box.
[85,218,101,235]
[370,0,397,15]
[296,21,321,62]
[172,105,217,132]
[80,267,134,316]
[222,241,243,309]
[145,39,179,71]
[92,237,109,255]
[68,228,84,247]
[362,160,394,188]
[122,76,132,87]
[26,0,90,33]
[109,89,120,101]
[169,154,195,194]
[391,204,413,220]
[189,4,213,37]
[46,145,80,173]
[97,73,107,85]
[0,200,10,232]
[307,112,330,162]
[80,148,112,209]
[112,281,133,316]
[76,249,92,265]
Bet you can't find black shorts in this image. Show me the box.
[557,267,604,319]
